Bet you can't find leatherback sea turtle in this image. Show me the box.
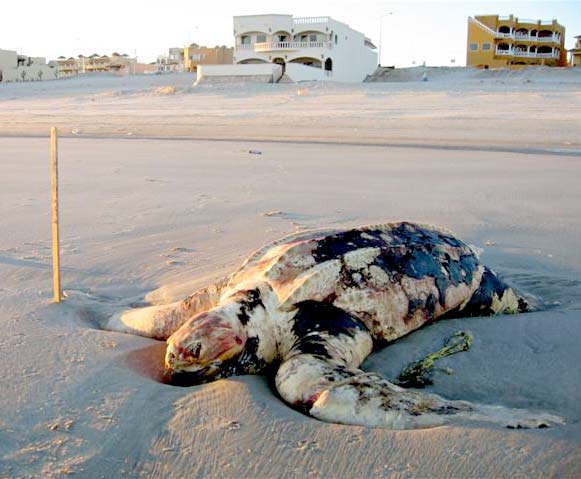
[108,222,562,429]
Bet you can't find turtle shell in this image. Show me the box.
[227,222,483,341]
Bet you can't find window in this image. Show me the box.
[309,34,317,42]
[335,34,338,44]
[241,36,250,45]
[300,35,308,42]
[257,35,266,43]
[470,43,478,51]
[482,43,491,51]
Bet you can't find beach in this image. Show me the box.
[1,69,581,478]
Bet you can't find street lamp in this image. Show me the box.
[378,12,393,67]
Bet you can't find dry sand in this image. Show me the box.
[1,69,581,478]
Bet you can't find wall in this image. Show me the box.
[1,65,58,82]
[285,63,326,82]
[196,64,282,84]
[234,15,293,38]
[327,21,378,82]
[0,49,17,79]
[0,49,57,82]
[466,20,500,68]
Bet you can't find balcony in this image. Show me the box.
[515,34,535,41]
[537,36,559,43]
[253,41,332,52]
[496,49,560,59]
[495,33,559,43]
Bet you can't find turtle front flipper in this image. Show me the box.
[275,302,562,430]
[107,278,229,340]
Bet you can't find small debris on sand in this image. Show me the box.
[261,210,284,217]
[155,86,176,95]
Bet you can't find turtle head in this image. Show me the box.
[165,308,248,382]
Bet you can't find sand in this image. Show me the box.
[1,68,581,478]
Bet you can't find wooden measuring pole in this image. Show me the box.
[50,127,62,303]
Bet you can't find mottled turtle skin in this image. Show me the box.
[108,222,562,429]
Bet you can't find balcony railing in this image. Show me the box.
[496,49,559,59]
[495,32,559,43]
[515,34,535,41]
[293,16,330,25]
[518,18,538,24]
[253,41,331,52]
[537,36,559,43]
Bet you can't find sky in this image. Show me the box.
[1,1,580,67]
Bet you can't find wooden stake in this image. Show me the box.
[50,127,62,303]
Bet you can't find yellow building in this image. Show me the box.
[183,43,233,72]
[569,35,581,67]
[467,14,566,68]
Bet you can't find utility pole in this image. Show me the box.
[378,12,393,67]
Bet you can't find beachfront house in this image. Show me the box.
[232,15,377,82]
[569,35,581,67]
[156,48,185,73]
[0,48,57,82]
[467,14,567,68]
[183,44,234,72]
[54,53,141,76]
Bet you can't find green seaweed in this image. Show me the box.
[395,331,473,389]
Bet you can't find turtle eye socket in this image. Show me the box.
[187,343,202,360]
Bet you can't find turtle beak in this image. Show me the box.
[165,342,203,373]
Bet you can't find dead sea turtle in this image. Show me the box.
[107,222,562,429]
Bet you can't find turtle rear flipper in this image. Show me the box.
[306,370,563,429]
[444,267,531,319]
[275,302,563,430]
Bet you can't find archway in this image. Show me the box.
[324,58,333,72]
[290,57,322,68]
[239,58,268,64]
[273,57,286,75]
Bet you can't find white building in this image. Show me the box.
[156,47,185,73]
[0,49,57,82]
[232,15,377,82]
